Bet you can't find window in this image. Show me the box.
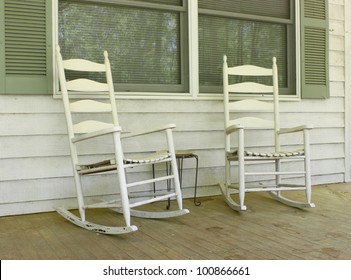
[0,0,328,98]
[198,0,295,95]
[58,0,188,93]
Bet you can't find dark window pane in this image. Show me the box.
[199,16,287,90]
[59,0,184,92]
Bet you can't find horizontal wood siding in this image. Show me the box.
[0,1,347,216]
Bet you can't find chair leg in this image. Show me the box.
[173,157,184,209]
[73,171,86,221]
[304,156,312,205]
[117,170,132,227]
[303,129,312,205]
[238,156,246,210]
[238,130,246,210]
[166,129,183,210]
[275,158,281,197]
[219,157,247,211]
[220,130,247,211]
[113,134,132,227]
[166,162,171,209]
[225,155,232,198]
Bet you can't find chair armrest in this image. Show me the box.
[225,124,244,135]
[278,124,313,135]
[121,123,176,139]
[72,126,122,143]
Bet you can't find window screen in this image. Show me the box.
[58,0,187,92]
[198,0,295,94]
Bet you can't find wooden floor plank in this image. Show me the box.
[1,183,351,259]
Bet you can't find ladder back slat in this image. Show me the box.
[228,117,274,129]
[63,59,106,72]
[228,82,273,93]
[229,99,273,112]
[227,65,272,76]
[70,100,112,113]
[73,120,114,134]
[66,79,109,92]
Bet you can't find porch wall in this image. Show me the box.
[0,0,347,216]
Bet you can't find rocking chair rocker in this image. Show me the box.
[219,55,315,211]
[55,46,189,234]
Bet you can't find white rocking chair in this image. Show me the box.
[219,55,315,211]
[55,46,189,234]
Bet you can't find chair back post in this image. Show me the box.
[223,55,231,153]
[272,57,280,152]
[104,51,119,126]
[55,45,81,197]
[223,55,230,127]
[55,45,75,142]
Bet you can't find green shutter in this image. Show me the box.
[0,2,4,93]
[0,0,52,94]
[300,0,329,99]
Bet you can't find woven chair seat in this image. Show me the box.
[228,149,305,158]
[77,152,170,172]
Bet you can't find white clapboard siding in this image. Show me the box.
[0,94,345,115]
[0,120,345,179]
[330,82,344,97]
[0,140,345,182]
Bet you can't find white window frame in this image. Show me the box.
[53,0,301,101]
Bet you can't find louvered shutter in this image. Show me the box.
[301,0,329,98]
[0,0,53,94]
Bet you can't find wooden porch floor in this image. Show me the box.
[1,183,351,260]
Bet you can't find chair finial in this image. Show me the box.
[273,57,276,64]
[223,55,227,63]
[104,51,108,59]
